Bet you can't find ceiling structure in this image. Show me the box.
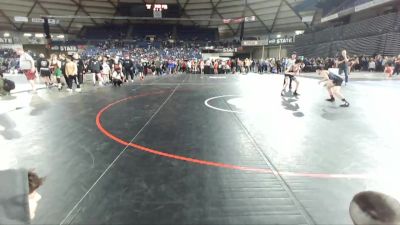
[0,0,317,36]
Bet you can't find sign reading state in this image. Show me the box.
[241,37,294,46]
[0,38,13,44]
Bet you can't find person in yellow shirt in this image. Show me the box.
[65,56,81,92]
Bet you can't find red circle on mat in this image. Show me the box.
[96,91,369,179]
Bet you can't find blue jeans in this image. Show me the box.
[339,64,349,83]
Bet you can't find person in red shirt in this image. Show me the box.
[214,60,219,74]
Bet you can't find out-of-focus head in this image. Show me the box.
[28,171,44,194]
[342,50,347,56]
[39,53,45,58]
[291,52,297,59]
[15,48,24,56]
[350,191,400,225]
[72,53,79,60]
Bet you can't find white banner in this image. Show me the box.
[14,16,28,22]
[32,18,45,23]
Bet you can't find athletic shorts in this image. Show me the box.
[40,69,51,77]
[284,74,296,81]
[331,77,343,86]
[54,68,62,77]
[23,69,36,80]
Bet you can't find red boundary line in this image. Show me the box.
[95,91,371,180]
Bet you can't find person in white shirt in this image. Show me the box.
[112,69,124,87]
[16,48,37,93]
[101,59,111,83]
[368,58,376,72]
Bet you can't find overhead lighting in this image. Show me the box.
[276,34,282,38]
[295,30,304,35]
[4,32,10,37]
[23,33,32,37]
[57,34,64,39]
[35,33,44,38]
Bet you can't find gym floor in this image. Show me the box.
[1,73,400,224]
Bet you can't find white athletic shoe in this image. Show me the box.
[131,80,134,83]
[67,88,72,92]
[75,88,81,92]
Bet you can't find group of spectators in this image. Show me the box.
[1,44,400,96]
[301,54,400,77]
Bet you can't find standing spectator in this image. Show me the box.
[336,50,349,85]
[50,54,63,91]
[394,55,400,76]
[89,56,103,86]
[65,56,81,92]
[101,58,111,84]
[37,53,52,88]
[59,54,69,89]
[200,60,204,74]
[213,60,218,74]
[16,48,36,93]
[73,53,85,85]
[368,58,376,72]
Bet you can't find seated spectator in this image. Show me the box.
[0,71,15,96]
[112,69,124,87]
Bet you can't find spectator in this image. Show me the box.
[65,56,81,92]
[368,58,376,72]
[394,55,400,76]
[112,68,124,87]
[0,71,13,96]
[16,48,36,93]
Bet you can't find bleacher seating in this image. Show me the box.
[292,12,400,57]
[326,0,373,16]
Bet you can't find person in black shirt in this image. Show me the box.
[73,53,85,85]
[37,53,52,87]
[122,55,134,82]
[336,50,349,85]
[89,56,103,86]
